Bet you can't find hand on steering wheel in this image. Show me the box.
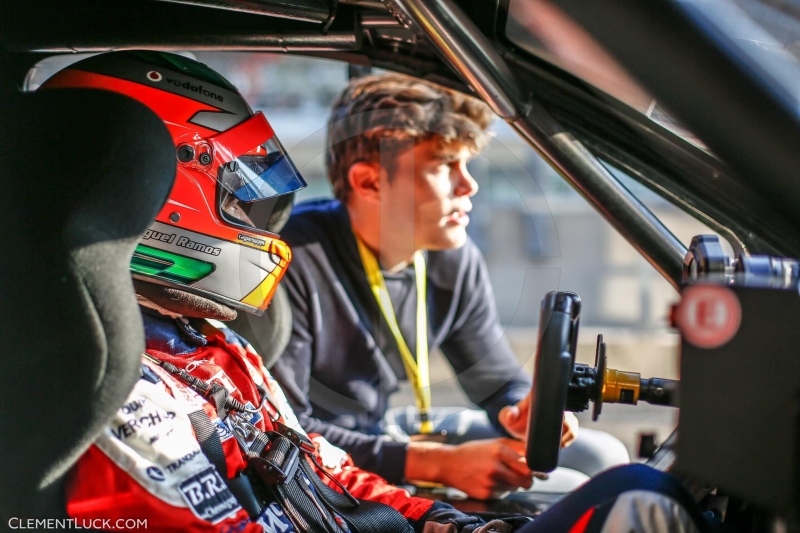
[499,395,579,446]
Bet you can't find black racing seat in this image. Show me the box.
[0,87,175,519]
[229,282,293,369]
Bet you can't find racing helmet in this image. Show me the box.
[41,51,305,315]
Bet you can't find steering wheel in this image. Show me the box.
[526,291,581,473]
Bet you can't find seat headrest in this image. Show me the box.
[0,88,175,517]
[229,283,292,370]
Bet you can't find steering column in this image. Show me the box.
[526,291,679,473]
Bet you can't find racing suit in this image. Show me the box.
[64,308,707,533]
[65,310,487,532]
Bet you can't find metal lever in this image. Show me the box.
[567,334,680,421]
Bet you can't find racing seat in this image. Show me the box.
[0,87,175,518]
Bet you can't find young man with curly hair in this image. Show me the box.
[272,73,629,499]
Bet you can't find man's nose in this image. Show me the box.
[454,164,479,197]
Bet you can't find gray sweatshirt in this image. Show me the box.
[271,199,531,483]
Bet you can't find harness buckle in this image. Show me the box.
[231,420,262,452]
[271,420,316,455]
[248,433,300,485]
[225,411,267,454]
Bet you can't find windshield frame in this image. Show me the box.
[503,0,800,260]
[492,2,800,258]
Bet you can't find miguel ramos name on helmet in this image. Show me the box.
[142,229,222,256]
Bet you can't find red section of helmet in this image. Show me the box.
[42,68,281,245]
[208,112,274,169]
[44,69,221,139]
[42,66,292,312]
[245,145,268,157]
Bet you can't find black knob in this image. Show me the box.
[176,144,195,163]
[638,433,658,459]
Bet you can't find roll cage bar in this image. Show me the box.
[5,0,800,288]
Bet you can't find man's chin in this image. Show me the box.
[427,228,469,250]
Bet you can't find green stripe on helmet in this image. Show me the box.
[131,244,215,284]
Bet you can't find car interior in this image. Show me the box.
[4,0,800,530]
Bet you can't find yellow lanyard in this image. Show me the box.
[355,235,433,434]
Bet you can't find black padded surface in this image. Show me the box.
[229,283,293,370]
[0,88,175,518]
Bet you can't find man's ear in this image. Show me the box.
[347,161,381,203]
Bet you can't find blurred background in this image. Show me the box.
[29,51,728,458]
[193,51,717,458]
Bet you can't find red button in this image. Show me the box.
[676,285,741,349]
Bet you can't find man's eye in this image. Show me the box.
[433,164,451,176]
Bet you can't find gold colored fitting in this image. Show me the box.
[603,368,641,405]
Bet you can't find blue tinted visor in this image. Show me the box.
[218,137,307,202]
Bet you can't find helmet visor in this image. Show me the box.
[218,137,306,202]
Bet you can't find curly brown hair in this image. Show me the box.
[326,73,494,202]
